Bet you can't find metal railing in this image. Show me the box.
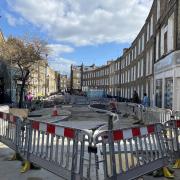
[19,119,92,180]
[164,120,180,166]
[93,124,168,180]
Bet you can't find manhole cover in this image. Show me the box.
[27,178,43,180]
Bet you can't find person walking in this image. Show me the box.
[132,90,139,104]
[143,93,149,107]
[109,98,118,113]
[26,92,33,109]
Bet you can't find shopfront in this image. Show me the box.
[154,50,180,110]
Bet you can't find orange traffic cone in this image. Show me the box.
[52,106,58,116]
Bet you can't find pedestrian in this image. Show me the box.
[109,98,118,113]
[132,90,139,104]
[142,93,150,107]
[26,92,33,109]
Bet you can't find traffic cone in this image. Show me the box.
[52,106,58,116]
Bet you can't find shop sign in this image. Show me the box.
[155,51,180,73]
[155,53,173,73]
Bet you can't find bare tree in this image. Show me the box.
[0,36,48,108]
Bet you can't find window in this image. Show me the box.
[164,31,168,54]
[146,50,149,75]
[134,66,136,81]
[138,39,141,54]
[138,61,140,78]
[147,23,150,42]
[168,13,174,52]
[142,34,145,51]
[156,32,159,61]
[150,15,153,36]
[157,0,160,21]
[161,25,168,56]
[134,46,137,59]
[141,59,144,77]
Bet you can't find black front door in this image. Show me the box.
[0,78,4,104]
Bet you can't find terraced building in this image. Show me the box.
[72,0,180,110]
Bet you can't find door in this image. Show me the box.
[0,78,4,104]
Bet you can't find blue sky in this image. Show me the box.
[0,0,152,75]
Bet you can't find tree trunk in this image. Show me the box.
[18,71,29,108]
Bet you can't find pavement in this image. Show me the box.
[0,143,62,180]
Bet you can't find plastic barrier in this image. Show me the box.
[165,120,180,169]
[19,119,93,179]
[93,124,168,180]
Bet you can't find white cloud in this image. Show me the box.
[6,0,153,46]
[47,44,74,56]
[48,57,76,76]
[5,12,25,26]
[46,43,75,75]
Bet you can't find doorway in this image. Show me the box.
[0,78,4,104]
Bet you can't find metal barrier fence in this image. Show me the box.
[19,119,93,180]
[0,109,179,180]
[93,124,168,180]
[142,108,172,124]
[173,111,180,120]
[164,120,180,168]
[0,112,20,152]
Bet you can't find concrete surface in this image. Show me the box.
[0,143,62,180]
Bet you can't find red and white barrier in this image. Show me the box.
[0,112,17,123]
[31,120,75,139]
[113,125,155,140]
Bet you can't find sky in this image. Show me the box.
[0,0,153,75]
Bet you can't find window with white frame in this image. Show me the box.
[134,46,137,59]
[160,25,168,56]
[156,32,159,61]
[142,33,145,51]
[157,0,160,21]
[168,13,174,52]
[138,38,141,55]
[150,15,153,36]
[134,66,136,81]
[147,23,150,42]
[146,50,150,75]
[141,59,144,77]
[137,61,140,78]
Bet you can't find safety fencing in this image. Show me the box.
[122,103,172,125]
[0,109,180,179]
[93,124,168,180]
[0,111,93,180]
[0,112,20,152]
[164,120,180,168]
[142,108,172,125]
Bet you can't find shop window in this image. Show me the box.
[164,78,173,109]
[155,79,162,108]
